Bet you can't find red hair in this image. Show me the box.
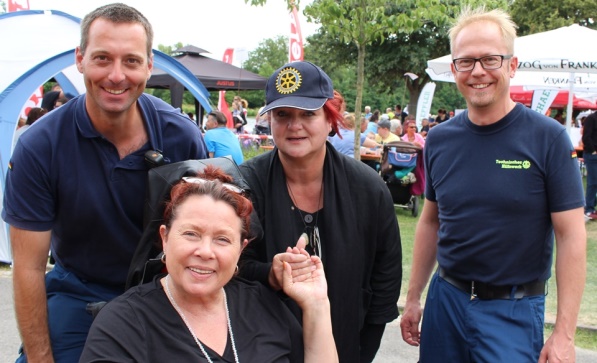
[323,90,346,136]
[163,166,253,242]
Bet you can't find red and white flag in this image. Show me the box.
[8,0,29,12]
[289,6,304,62]
[218,48,235,129]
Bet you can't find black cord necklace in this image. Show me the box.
[286,177,323,258]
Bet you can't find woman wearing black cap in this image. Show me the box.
[239,61,402,363]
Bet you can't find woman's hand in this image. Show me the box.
[281,249,329,309]
[268,235,313,291]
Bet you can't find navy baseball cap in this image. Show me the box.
[259,61,334,116]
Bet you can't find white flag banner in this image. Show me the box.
[416,82,436,128]
[531,89,559,114]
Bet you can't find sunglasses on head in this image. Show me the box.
[182,177,245,194]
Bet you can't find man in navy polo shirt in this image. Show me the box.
[400,7,585,363]
[2,4,207,363]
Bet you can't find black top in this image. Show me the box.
[80,276,304,362]
[239,143,402,363]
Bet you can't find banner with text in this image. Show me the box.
[289,6,304,62]
[416,82,436,128]
[531,89,558,115]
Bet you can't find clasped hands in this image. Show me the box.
[268,234,328,308]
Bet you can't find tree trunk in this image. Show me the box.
[353,40,366,160]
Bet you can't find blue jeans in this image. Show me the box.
[16,263,121,363]
[420,273,545,363]
[584,152,597,213]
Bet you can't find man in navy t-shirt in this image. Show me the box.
[2,4,207,363]
[400,7,585,363]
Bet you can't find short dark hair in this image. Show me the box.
[209,110,227,125]
[80,3,153,58]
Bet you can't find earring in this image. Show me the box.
[160,253,166,264]
[235,265,239,275]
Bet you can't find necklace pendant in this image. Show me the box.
[304,213,313,223]
[313,226,322,259]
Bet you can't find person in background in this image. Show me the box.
[419,118,430,137]
[80,167,337,362]
[433,108,450,123]
[400,7,585,363]
[232,96,247,133]
[239,61,402,363]
[375,119,401,144]
[360,115,369,133]
[554,110,565,125]
[385,107,395,120]
[204,110,244,165]
[394,104,408,123]
[12,107,48,151]
[401,119,425,148]
[254,106,271,135]
[2,4,207,362]
[40,90,63,112]
[53,95,70,108]
[582,111,597,220]
[365,110,380,136]
[364,105,373,120]
[390,118,402,137]
[328,113,380,158]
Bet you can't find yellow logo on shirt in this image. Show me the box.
[496,159,531,169]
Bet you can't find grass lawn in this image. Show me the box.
[394,197,597,350]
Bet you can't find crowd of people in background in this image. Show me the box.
[5,4,591,363]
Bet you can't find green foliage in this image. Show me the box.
[430,82,466,114]
[511,0,597,35]
[244,36,288,77]
[239,36,289,108]
[156,42,184,55]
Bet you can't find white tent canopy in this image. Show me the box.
[426,24,597,126]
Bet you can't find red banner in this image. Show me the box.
[8,0,29,12]
[289,6,304,62]
[218,48,235,129]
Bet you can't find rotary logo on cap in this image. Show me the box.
[275,67,302,95]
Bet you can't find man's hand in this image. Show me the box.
[538,330,575,363]
[400,300,423,346]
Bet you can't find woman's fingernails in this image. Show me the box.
[300,233,309,244]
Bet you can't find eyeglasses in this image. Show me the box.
[408,126,417,129]
[452,54,512,72]
[182,177,245,194]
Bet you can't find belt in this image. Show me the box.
[438,267,545,300]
